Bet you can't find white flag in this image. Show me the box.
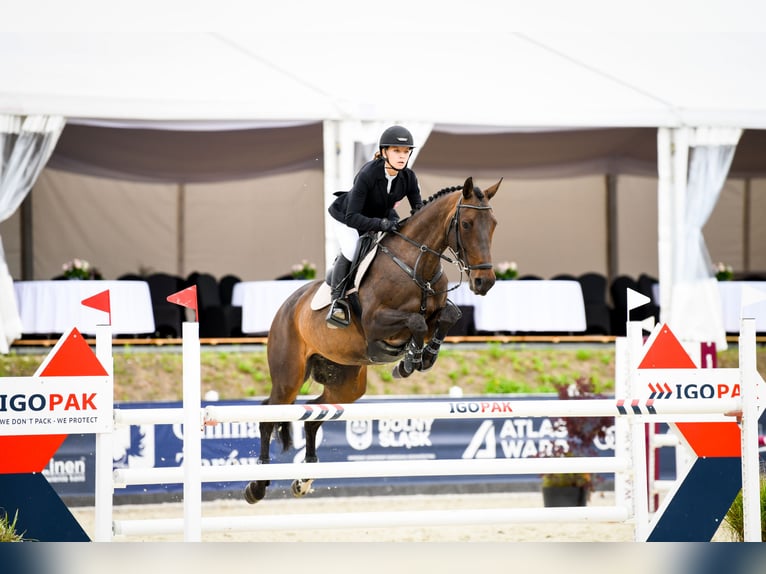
[627,287,651,312]
[740,285,766,317]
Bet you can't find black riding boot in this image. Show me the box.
[326,255,351,328]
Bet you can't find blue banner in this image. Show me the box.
[47,395,626,500]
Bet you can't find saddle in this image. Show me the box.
[310,233,378,312]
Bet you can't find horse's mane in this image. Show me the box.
[411,184,481,215]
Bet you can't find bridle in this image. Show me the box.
[377,197,494,312]
[448,200,495,274]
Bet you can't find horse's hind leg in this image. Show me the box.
[244,419,276,504]
[290,419,321,497]
[421,301,462,371]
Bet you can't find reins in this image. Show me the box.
[377,196,494,313]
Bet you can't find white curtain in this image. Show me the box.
[0,115,65,353]
[668,128,741,350]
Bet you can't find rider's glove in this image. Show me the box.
[379,218,400,232]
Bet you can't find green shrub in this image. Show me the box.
[723,473,766,541]
[0,510,24,542]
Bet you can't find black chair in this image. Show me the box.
[517,274,542,280]
[146,272,185,337]
[609,275,639,336]
[578,272,608,305]
[187,272,241,338]
[550,273,577,281]
[446,306,475,337]
[118,273,144,281]
[218,274,242,306]
[577,272,612,335]
[637,273,661,325]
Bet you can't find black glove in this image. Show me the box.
[379,218,400,232]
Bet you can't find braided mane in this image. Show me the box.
[411,184,467,215]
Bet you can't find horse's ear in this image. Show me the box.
[462,177,474,199]
[485,177,503,200]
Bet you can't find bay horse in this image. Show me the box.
[245,176,501,503]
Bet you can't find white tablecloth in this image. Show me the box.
[232,280,311,334]
[717,281,766,332]
[14,280,156,335]
[652,281,766,333]
[448,280,587,332]
[232,279,587,334]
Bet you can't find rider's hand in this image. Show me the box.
[379,218,400,232]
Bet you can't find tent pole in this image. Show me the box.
[177,183,185,279]
[743,177,751,274]
[606,174,618,284]
[20,194,33,280]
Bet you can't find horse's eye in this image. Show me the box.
[461,221,471,230]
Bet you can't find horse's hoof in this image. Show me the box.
[291,478,315,498]
[244,480,267,504]
[392,362,413,379]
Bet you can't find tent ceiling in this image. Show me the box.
[4,26,766,129]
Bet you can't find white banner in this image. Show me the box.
[0,376,112,435]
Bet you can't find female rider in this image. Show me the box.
[325,125,424,328]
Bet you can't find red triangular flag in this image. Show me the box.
[82,289,111,325]
[167,285,198,321]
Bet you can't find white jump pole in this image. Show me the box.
[114,455,630,487]
[626,321,650,541]
[182,321,202,542]
[94,324,113,542]
[740,318,762,542]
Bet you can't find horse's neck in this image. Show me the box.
[401,196,456,272]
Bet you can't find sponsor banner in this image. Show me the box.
[42,433,95,494]
[634,368,741,400]
[64,396,619,498]
[0,376,112,436]
[44,396,766,500]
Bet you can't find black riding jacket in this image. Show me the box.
[328,157,424,234]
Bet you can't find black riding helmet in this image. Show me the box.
[379,125,415,151]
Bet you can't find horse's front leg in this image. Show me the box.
[421,300,462,371]
[369,310,428,379]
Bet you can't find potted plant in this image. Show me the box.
[714,262,734,281]
[62,258,102,280]
[541,376,612,507]
[290,259,317,280]
[494,260,518,280]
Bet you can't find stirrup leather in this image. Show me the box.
[326,299,351,328]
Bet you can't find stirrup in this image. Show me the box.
[326,299,350,328]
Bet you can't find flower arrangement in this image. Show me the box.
[291,259,317,280]
[541,377,613,493]
[494,261,518,280]
[715,262,734,281]
[62,258,101,280]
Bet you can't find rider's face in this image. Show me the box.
[383,146,412,171]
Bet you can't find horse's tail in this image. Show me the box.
[275,421,293,452]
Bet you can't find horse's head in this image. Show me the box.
[451,177,501,295]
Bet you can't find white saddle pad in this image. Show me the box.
[310,246,378,311]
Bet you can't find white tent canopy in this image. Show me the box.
[3,12,766,348]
